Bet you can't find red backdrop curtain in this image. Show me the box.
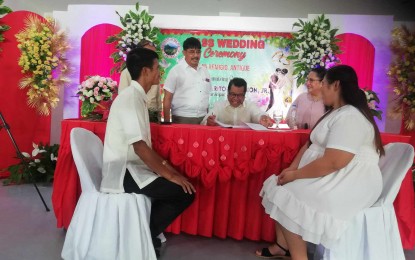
[79,24,122,117]
[0,11,51,177]
[336,33,375,90]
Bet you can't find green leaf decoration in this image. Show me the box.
[0,5,12,15]
[0,2,11,52]
[292,22,301,28]
[107,1,162,74]
[0,24,9,31]
[129,10,139,21]
[110,51,121,59]
[81,101,97,117]
[3,143,60,185]
[106,35,118,44]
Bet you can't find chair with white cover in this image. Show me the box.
[61,128,157,260]
[314,142,414,260]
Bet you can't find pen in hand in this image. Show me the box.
[207,112,218,126]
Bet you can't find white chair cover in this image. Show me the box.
[61,128,156,260]
[314,143,414,260]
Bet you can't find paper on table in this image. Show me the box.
[215,119,270,131]
[278,123,290,129]
[244,122,270,131]
[215,120,249,128]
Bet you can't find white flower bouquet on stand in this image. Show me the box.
[287,14,341,87]
[106,2,160,74]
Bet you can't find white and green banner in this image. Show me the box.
[158,29,295,116]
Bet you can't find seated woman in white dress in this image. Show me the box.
[256,65,385,260]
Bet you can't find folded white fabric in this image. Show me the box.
[62,192,156,260]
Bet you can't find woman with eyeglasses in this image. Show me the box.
[286,67,327,129]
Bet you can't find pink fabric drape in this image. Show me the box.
[79,24,122,115]
[80,23,122,82]
[336,33,375,90]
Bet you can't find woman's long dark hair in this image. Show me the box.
[311,65,385,156]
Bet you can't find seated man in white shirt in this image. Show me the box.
[202,77,273,127]
[163,37,211,124]
[118,40,162,114]
[100,48,195,257]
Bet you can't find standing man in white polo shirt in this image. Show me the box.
[101,48,195,257]
[163,37,211,124]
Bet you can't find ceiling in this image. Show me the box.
[4,0,415,21]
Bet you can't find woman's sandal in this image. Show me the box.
[255,242,291,259]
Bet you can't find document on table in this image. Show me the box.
[244,122,270,131]
[215,120,249,129]
[215,120,270,131]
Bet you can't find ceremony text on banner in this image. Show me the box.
[158,29,294,117]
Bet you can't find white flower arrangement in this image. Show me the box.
[106,2,160,74]
[3,142,59,185]
[287,14,341,87]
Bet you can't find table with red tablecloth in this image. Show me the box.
[52,119,415,249]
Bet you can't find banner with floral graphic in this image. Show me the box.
[158,29,293,117]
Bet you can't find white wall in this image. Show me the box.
[152,15,300,32]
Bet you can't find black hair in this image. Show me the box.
[183,37,201,50]
[311,65,385,156]
[310,67,326,80]
[137,39,155,48]
[126,48,159,81]
[228,77,247,93]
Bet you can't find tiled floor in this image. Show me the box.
[0,184,414,260]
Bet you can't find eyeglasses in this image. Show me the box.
[228,93,245,99]
[306,78,322,82]
[186,49,201,55]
